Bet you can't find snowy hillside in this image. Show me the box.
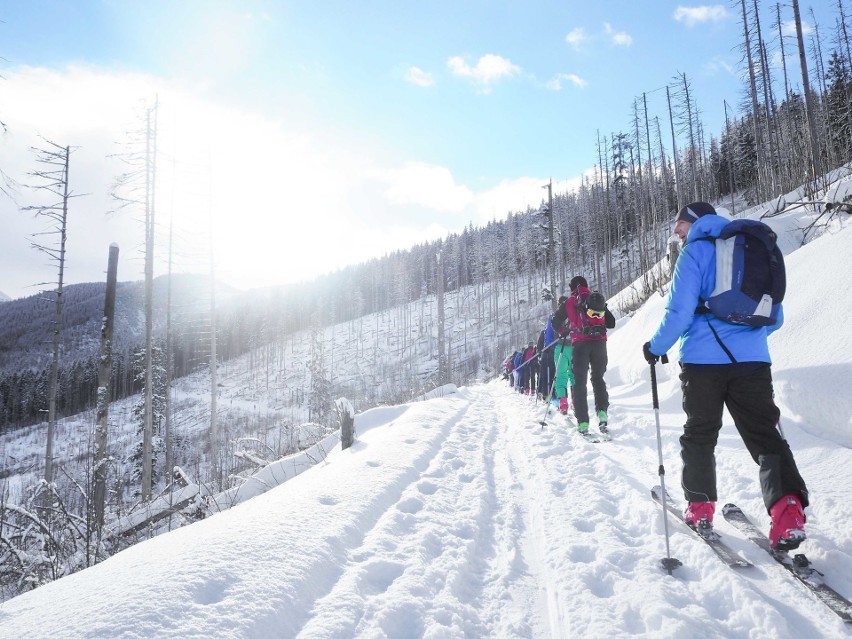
[1,211,850,636]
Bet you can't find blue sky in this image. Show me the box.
[0,1,836,299]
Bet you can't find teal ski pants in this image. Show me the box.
[553,342,574,399]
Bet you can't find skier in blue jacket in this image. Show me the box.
[643,202,808,550]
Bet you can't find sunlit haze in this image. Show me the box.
[0,1,834,299]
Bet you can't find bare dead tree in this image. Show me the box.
[93,244,119,531]
[207,168,220,489]
[436,250,446,385]
[665,85,683,211]
[809,8,829,96]
[141,101,158,500]
[835,0,852,163]
[792,0,823,183]
[22,140,80,499]
[724,101,738,214]
[773,3,800,190]
[110,97,158,500]
[839,0,852,63]
[752,0,781,195]
[739,0,767,201]
[671,72,701,202]
[596,131,614,291]
[632,98,651,281]
[653,114,674,217]
[164,169,175,489]
[776,3,792,101]
[642,92,663,265]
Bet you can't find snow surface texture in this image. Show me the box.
[1,217,851,637]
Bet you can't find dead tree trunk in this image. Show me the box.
[23,140,74,497]
[142,100,158,500]
[666,86,683,211]
[436,250,446,385]
[792,0,822,183]
[740,0,766,201]
[94,243,119,530]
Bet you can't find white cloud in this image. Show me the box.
[704,57,736,77]
[404,66,435,88]
[472,177,547,223]
[470,174,588,224]
[546,73,588,91]
[379,162,474,212]
[0,65,464,296]
[376,165,594,230]
[673,5,729,27]
[781,18,813,38]
[604,23,633,47]
[447,54,521,92]
[0,65,600,300]
[565,27,588,50]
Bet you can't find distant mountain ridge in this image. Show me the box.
[0,290,11,303]
[0,274,246,429]
[0,274,232,373]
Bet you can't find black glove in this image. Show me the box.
[642,341,659,364]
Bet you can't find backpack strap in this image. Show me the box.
[693,236,715,316]
[692,235,736,361]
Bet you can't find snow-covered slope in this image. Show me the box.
[1,216,850,637]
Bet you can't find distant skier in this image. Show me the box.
[520,341,537,395]
[538,319,556,401]
[513,349,524,392]
[504,352,517,386]
[550,296,574,415]
[643,201,808,550]
[565,277,615,435]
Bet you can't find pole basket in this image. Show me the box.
[660,557,683,575]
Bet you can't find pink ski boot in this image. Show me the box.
[769,494,806,550]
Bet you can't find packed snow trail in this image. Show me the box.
[2,381,851,638]
[295,381,849,638]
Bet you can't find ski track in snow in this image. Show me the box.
[2,380,850,638]
[297,386,549,637]
[296,382,848,637]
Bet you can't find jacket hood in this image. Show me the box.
[685,213,730,244]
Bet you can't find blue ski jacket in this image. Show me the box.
[648,214,784,364]
[544,315,558,347]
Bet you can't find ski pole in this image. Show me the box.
[511,335,563,374]
[651,354,682,575]
[539,343,565,429]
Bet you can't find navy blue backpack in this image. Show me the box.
[697,219,786,327]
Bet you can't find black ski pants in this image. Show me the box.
[570,339,608,424]
[519,363,531,393]
[539,350,555,397]
[679,363,809,512]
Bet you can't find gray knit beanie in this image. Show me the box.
[675,201,717,223]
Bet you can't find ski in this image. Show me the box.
[651,486,752,569]
[577,430,601,443]
[564,412,608,443]
[722,503,852,624]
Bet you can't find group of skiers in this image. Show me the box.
[504,201,808,552]
[504,274,615,436]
